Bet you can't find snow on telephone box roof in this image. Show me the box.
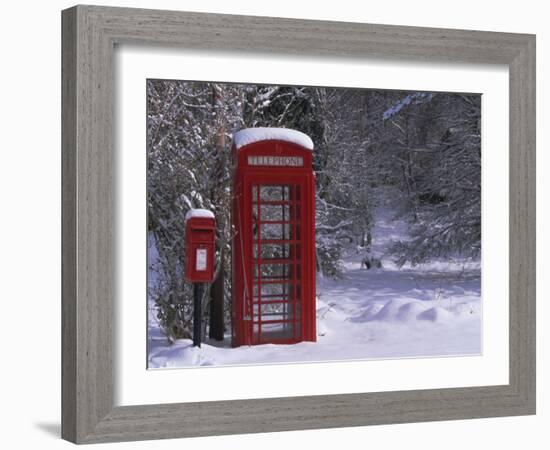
[185,208,215,222]
[232,127,314,151]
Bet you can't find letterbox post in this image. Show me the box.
[184,209,216,348]
[193,283,204,348]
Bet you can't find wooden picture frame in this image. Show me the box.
[61,5,536,444]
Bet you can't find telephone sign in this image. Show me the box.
[247,155,304,167]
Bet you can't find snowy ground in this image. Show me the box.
[148,211,481,369]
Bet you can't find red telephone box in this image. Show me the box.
[231,128,316,347]
[184,209,216,283]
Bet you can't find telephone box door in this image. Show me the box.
[243,177,314,345]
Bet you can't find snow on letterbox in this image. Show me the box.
[184,209,216,283]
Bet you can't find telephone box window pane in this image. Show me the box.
[253,302,291,314]
[259,204,290,222]
[259,185,290,201]
[295,186,301,200]
[292,223,301,240]
[254,263,291,279]
[296,279,303,295]
[291,203,301,221]
[261,302,292,316]
[294,321,301,338]
[259,310,294,322]
[264,310,295,324]
[295,301,302,317]
[260,322,294,341]
[260,223,290,240]
[253,283,286,297]
[254,243,290,259]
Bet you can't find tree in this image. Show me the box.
[147,80,242,341]
[382,93,481,264]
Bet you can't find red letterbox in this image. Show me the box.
[231,128,316,347]
[184,209,216,283]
